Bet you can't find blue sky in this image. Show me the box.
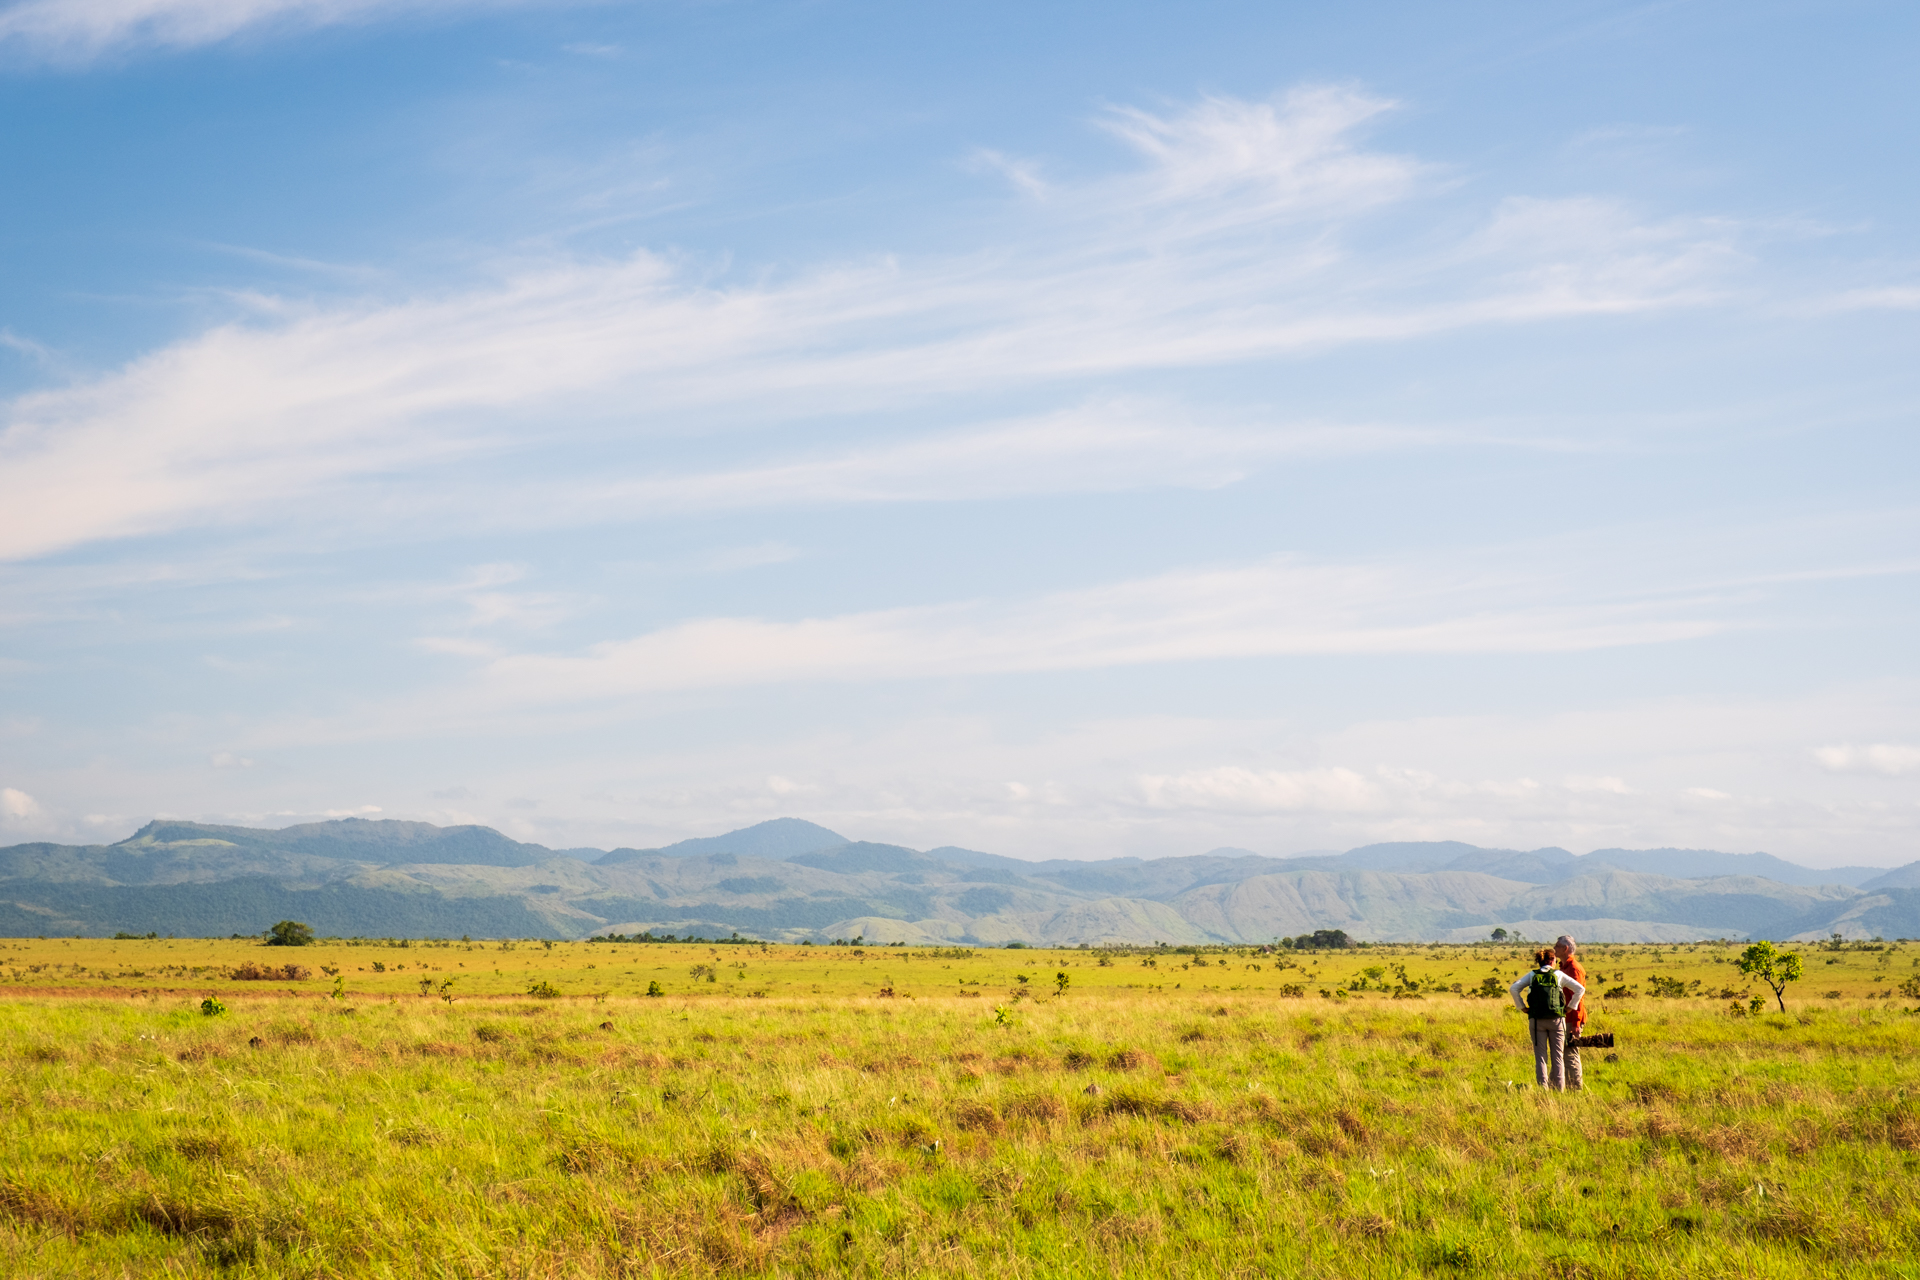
[1,0,1916,865]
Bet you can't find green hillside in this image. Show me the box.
[1,817,1913,944]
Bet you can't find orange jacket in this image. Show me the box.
[1560,958,1587,1030]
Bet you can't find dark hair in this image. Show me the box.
[1535,948,1556,967]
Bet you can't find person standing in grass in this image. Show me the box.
[1554,935,1587,1091]
[1510,947,1585,1091]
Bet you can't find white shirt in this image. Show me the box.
[1510,967,1585,1014]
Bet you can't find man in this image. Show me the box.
[1555,934,1587,1091]
[1509,948,1585,1090]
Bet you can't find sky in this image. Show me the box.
[1,0,1917,866]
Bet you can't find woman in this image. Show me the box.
[1509,947,1585,1091]
[1555,935,1587,1091]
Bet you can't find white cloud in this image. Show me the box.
[209,751,255,769]
[0,90,1741,563]
[1140,766,1378,813]
[1093,87,1418,223]
[1814,743,1920,776]
[1,786,42,820]
[967,148,1050,199]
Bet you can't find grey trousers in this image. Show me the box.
[1563,1025,1583,1091]
[1529,1018,1566,1090]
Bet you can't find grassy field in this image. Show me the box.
[1,936,1917,1278]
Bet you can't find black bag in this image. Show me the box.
[1525,968,1564,1019]
[1571,1032,1614,1049]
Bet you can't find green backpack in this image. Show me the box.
[1526,968,1565,1020]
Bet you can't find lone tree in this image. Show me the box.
[1737,940,1804,1012]
[265,920,315,947]
[1490,928,1509,941]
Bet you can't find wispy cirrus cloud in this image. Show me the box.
[407,552,1727,715]
[0,88,1741,564]
[565,402,1427,516]
[0,0,490,61]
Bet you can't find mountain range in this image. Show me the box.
[1,816,1916,945]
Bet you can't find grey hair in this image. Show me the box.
[1554,935,1576,953]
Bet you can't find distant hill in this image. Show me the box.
[643,818,850,861]
[1859,861,1920,892]
[0,817,1910,945]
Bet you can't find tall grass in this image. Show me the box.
[0,940,1916,1277]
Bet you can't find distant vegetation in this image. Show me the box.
[1280,929,1354,949]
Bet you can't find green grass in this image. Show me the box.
[1,938,1917,1277]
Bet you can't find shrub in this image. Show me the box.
[200,997,226,1017]
[231,962,311,981]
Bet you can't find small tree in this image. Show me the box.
[1737,940,1804,1013]
[265,920,314,947]
[1490,928,1508,941]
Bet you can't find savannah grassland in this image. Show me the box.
[1,937,1917,1279]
